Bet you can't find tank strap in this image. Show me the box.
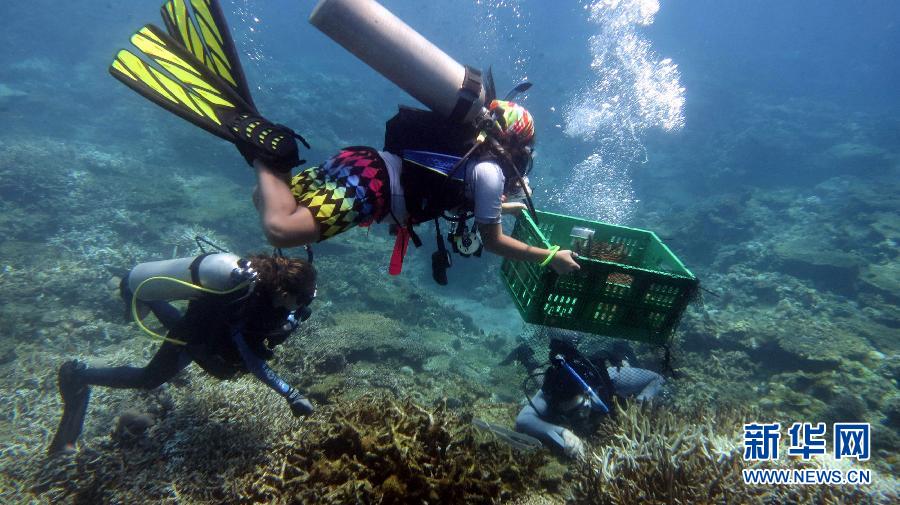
[189,253,214,285]
[448,65,483,123]
[388,220,423,276]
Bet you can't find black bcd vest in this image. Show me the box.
[383,106,481,223]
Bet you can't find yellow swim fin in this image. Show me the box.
[109,0,257,142]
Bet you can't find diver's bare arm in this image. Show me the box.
[478,223,580,274]
[254,160,321,247]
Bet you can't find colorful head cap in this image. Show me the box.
[488,99,535,146]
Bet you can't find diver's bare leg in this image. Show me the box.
[254,160,321,247]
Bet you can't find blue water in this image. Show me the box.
[2,1,897,197]
[0,0,897,502]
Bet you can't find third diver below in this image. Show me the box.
[505,332,665,459]
[108,0,580,278]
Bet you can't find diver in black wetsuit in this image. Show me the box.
[507,333,665,459]
[48,253,317,454]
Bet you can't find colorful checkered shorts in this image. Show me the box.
[290,146,390,241]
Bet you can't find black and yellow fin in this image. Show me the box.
[109,24,253,141]
[160,0,256,109]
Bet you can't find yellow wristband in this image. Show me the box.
[540,245,561,267]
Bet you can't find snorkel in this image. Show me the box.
[552,354,610,414]
[498,140,538,221]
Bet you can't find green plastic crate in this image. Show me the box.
[500,210,699,345]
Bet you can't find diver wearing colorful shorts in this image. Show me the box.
[509,335,665,459]
[48,253,317,454]
[108,0,580,280]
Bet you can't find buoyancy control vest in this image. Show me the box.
[383,106,482,224]
[383,106,490,280]
[180,294,291,379]
[124,252,303,374]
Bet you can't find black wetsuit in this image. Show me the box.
[80,288,300,398]
[48,285,311,454]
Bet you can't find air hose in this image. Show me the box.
[130,276,253,345]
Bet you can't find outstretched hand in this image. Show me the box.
[560,428,587,461]
[550,249,581,275]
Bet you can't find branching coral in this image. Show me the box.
[571,401,897,505]
[10,375,546,505]
[236,394,547,504]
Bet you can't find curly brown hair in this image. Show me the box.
[246,254,317,303]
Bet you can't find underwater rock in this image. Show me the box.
[315,352,348,374]
[309,310,448,370]
[772,237,863,295]
[483,333,508,354]
[445,397,463,409]
[823,394,868,424]
[884,396,900,431]
[872,424,900,468]
[112,410,155,447]
[106,276,121,293]
[305,374,347,402]
[860,261,900,299]
[749,334,843,374]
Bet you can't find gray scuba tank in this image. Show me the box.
[126,253,251,302]
[309,0,486,123]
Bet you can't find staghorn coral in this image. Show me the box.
[237,394,547,504]
[571,401,898,505]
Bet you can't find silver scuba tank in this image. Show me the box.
[309,0,486,123]
[126,253,252,302]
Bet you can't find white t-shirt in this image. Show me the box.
[379,151,505,225]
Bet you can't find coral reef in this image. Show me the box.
[637,167,900,473]
[0,6,897,503]
[9,385,549,504]
[237,394,547,504]
[572,402,898,505]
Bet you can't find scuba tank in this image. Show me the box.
[124,252,259,346]
[309,0,541,283]
[309,0,485,123]
[126,253,255,302]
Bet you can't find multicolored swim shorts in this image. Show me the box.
[290,146,389,241]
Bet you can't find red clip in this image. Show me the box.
[389,226,411,275]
